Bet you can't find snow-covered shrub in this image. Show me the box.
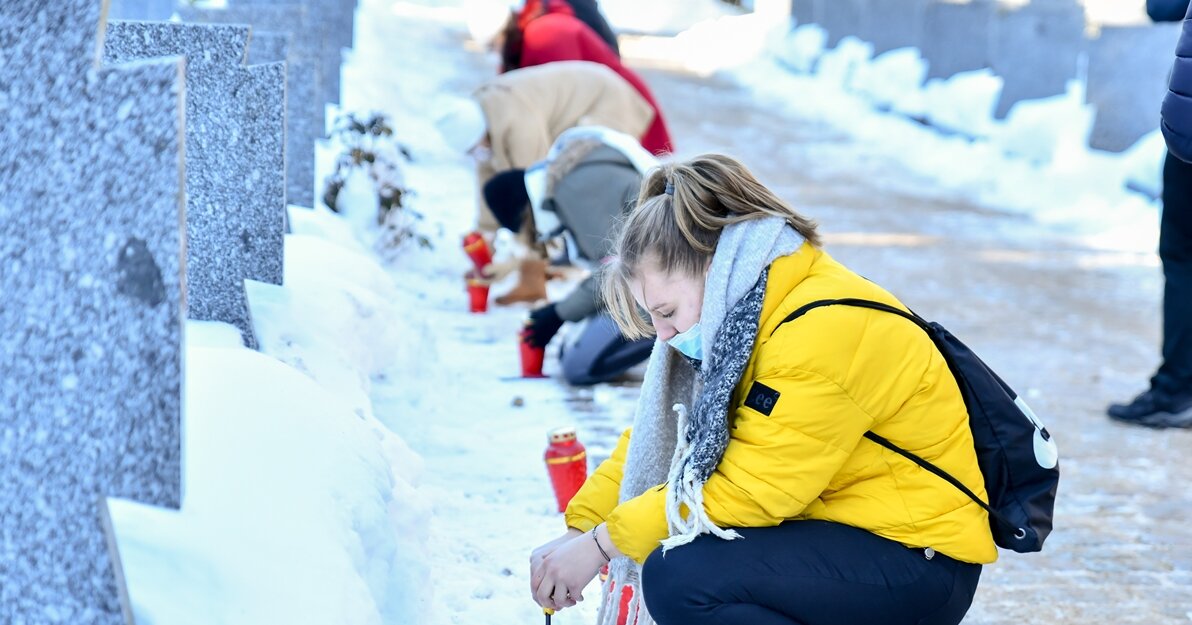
[323,112,431,251]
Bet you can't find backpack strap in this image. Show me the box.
[862,431,996,519]
[772,298,1023,538]
[769,297,930,338]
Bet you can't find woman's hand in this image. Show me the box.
[530,529,583,607]
[530,528,583,578]
[530,529,608,612]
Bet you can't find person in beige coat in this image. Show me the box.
[435,60,656,304]
[437,60,655,232]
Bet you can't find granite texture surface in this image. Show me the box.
[179,3,324,207]
[1088,22,1183,151]
[991,2,1087,119]
[104,21,286,348]
[0,1,185,622]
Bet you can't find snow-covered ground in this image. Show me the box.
[107,1,1178,623]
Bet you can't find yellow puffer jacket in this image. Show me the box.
[565,243,998,565]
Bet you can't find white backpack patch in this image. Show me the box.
[1015,396,1059,470]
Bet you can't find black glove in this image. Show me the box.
[523,304,564,349]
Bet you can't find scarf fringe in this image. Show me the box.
[661,402,743,550]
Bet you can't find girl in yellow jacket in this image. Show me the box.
[529,154,996,625]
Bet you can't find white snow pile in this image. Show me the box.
[638,14,1165,253]
[600,0,744,36]
[779,23,1162,240]
[108,209,432,625]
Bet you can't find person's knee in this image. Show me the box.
[641,547,703,624]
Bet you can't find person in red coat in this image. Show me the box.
[501,0,674,156]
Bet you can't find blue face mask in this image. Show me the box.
[667,322,703,361]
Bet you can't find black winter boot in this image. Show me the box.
[1108,388,1192,428]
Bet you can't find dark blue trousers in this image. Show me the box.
[642,520,982,625]
[560,313,653,386]
[1155,153,1192,394]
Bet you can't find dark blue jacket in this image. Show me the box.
[1162,2,1192,162]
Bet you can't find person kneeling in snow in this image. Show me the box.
[529,155,994,625]
[484,127,658,385]
[435,61,656,305]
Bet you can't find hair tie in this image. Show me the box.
[664,180,675,196]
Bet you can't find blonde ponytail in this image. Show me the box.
[602,154,821,339]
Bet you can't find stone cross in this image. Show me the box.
[240,0,356,106]
[0,1,185,623]
[104,21,286,348]
[179,3,323,207]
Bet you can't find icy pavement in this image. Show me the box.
[644,68,1192,624]
[356,2,1192,624]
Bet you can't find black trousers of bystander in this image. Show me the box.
[1155,153,1192,394]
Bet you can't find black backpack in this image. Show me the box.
[777,298,1059,553]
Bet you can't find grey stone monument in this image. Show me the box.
[792,0,816,27]
[861,0,930,55]
[990,0,1087,119]
[107,0,173,20]
[180,0,357,206]
[921,0,997,80]
[322,0,358,106]
[239,0,358,114]
[250,30,290,64]
[104,21,286,349]
[1088,22,1183,151]
[816,0,868,47]
[0,1,185,623]
[180,3,321,206]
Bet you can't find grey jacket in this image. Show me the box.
[545,144,642,322]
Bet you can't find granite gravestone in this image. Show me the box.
[817,0,867,47]
[281,0,350,106]
[322,0,358,106]
[238,0,357,117]
[991,0,1086,119]
[180,3,320,206]
[0,2,185,623]
[861,0,930,55]
[921,0,997,80]
[1088,22,1183,151]
[250,30,290,64]
[107,0,173,20]
[180,1,357,205]
[792,0,816,27]
[104,21,286,349]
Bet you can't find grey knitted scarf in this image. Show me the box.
[595,217,804,625]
